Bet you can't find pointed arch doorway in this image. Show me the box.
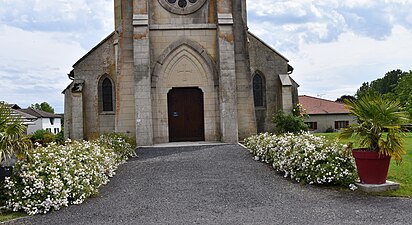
[167,87,205,142]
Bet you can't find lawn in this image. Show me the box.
[0,210,25,223]
[315,132,412,197]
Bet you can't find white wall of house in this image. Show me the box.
[27,118,62,134]
[304,114,357,133]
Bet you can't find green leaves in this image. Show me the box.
[0,103,32,163]
[30,102,55,114]
[272,110,309,134]
[338,93,410,163]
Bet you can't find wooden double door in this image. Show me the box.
[167,87,205,142]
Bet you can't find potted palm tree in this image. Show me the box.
[338,92,410,184]
[0,103,32,181]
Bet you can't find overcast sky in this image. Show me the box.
[0,0,411,113]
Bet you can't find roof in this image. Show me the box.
[6,104,21,109]
[17,108,62,119]
[299,95,349,115]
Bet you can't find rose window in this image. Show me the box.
[167,0,197,8]
[159,0,207,15]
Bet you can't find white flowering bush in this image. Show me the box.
[4,134,136,215]
[97,132,137,163]
[244,132,357,187]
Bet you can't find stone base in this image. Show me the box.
[356,180,400,193]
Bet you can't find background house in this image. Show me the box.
[16,108,62,134]
[299,95,356,133]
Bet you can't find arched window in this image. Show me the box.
[99,76,115,112]
[253,74,264,107]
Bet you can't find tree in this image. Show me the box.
[336,95,356,103]
[30,102,55,113]
[356,70,405,98]
[395,70,412,116]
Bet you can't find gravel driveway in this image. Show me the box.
[4,144,412,225]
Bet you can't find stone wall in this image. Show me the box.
[248,33,290,133]
[68,33,116,140]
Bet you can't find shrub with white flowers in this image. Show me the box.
[244,132,357,187]
[96,132,137,163]
[4,133,136,215]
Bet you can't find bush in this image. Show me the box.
[96,132,137,163]
[55,131,64,145]
[4,134,135,215]
[272,110,308,134]
[244,132,357,187]
[30,130,56,146]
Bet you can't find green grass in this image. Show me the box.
[0,210,25,223]
[315,132,412,197]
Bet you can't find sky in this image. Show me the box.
[0,0,411,113]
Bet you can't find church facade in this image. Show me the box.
[63,0,299,146]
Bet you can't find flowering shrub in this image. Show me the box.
[4,134,136,215]
[244,132,357,187]
[97,132,136,163]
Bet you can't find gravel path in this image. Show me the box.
[4,144,412,225]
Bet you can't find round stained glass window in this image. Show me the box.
[159,0,207,15]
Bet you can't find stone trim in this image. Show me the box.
[279,74,293,86]
[133,14,149,26]
[150,24,216,30]
[218,13,234,25]
[158,0,207,15]
[152,39,218,87]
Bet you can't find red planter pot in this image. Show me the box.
[352,150,391,184]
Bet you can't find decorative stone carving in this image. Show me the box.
[71,79,85,93]
[158,0,207,15]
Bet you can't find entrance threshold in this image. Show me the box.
[144,141,228,148]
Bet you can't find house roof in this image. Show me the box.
[17,108,62,119]
[299,95,349,115]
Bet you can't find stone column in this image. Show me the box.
[133,0,153,146]
[279,74,294,114]
[217,0,238,143]
[70,79,85,140]
[233,0,257,140]
[115,0,137,140]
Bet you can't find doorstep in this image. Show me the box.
[356,180,400,193]
[143,141,229,148]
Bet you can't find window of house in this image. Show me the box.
[50,118,55,125]
[54,128,59,134]
[46,128,52,133]
[335,121,349,130]
[253,74,264,107]
[101,77,114,112]
[305,122,318,130]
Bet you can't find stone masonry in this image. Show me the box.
[63,0,299,146]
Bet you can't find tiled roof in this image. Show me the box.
[17,108,62,119]
[299,95,349,115]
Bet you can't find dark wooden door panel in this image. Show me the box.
[168,88,205,142]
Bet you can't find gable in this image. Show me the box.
[73,32,116,68]
[248,32,289,62]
